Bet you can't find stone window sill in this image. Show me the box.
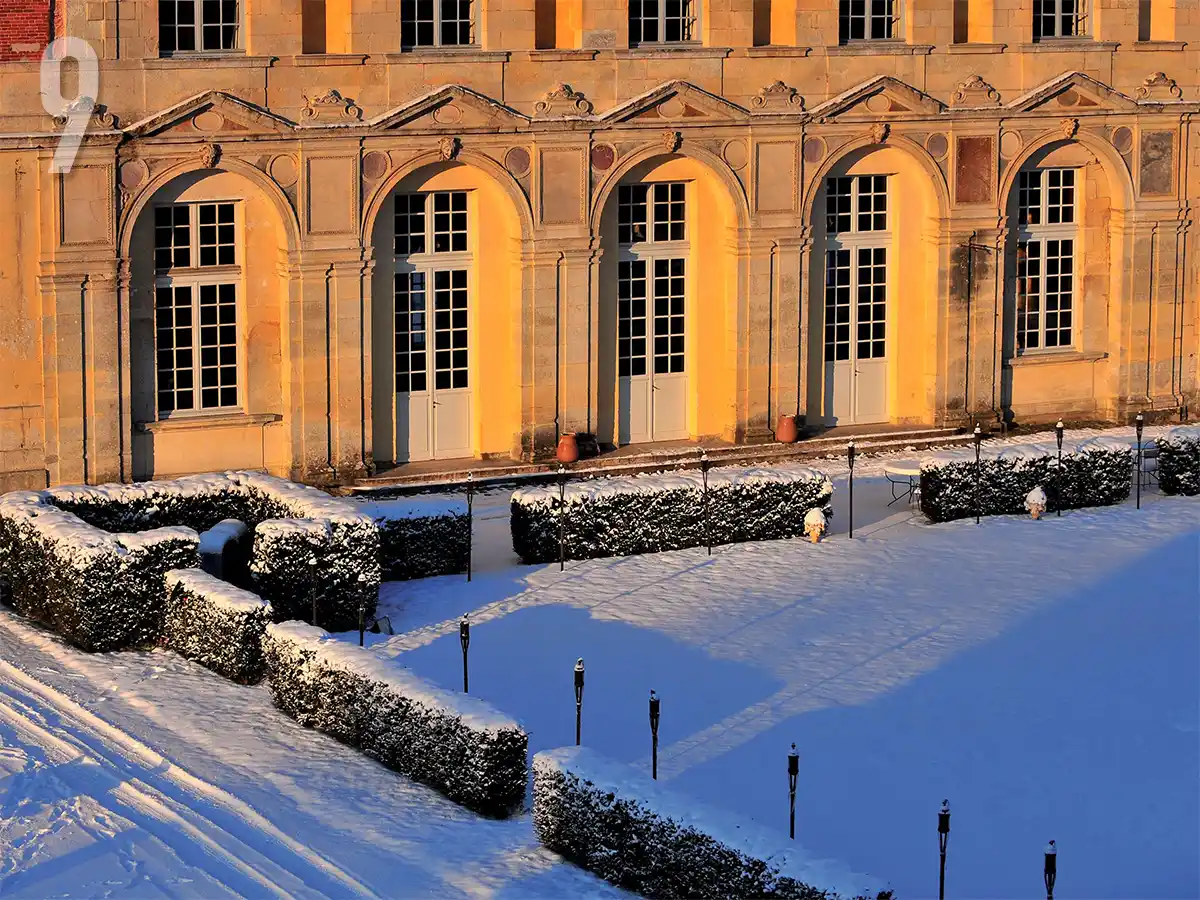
[1131,40,1187,51]
[741,45,813,57]
[824,42,934,56]
[1007,350,1107,368]
[138,412,282,434]
[1018,39,1119,52]
[293,53,368,66]
[945,42,1007,54]
[523,49,600,61]
[383,48,509,63]
[614,46,732,59]
[145,54,277,69]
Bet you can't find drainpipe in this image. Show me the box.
[325,263,335,480]
[965,231,974,422]
[554,251,564,442]
[991,233,1002,427]
[1146,224,1156,404]
[1170,115,1190,417]
[768,241,776,432]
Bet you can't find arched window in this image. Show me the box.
[1014,169,1077,352]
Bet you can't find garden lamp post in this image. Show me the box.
[847,441,857,538]
[701,451,712,555]
[787,743,799,840]
[938,799,951,900]
[460,614,470,693]
[308,555,319,627]
[1135,412,1145,510]
[649,690,661,779]
[358,604,365,647]
[558,464,567,571]
[466,472,474,582]
[973,425,983,525]
[1044,840,1057,900]
[574,658,585,745]
[1055,420,1065,516]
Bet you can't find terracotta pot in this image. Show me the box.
[776,414,799,444]
[556,433,580,464]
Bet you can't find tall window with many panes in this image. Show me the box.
[838,0,897,42]
[1014,169,1076,352]
[824,175,889,365]
[394,192,470,395]
[617,183,687,380]
[629,0,698,45]
[153,202,240,416]
[401,0,474,48]
[159,0,240,53]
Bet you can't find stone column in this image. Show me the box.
[328,257,370,479]
[519,241,556,460]
[284,259,337,483]
[116,259,133,482]
[741,234,776,442]
[558,245,600,437]
[83,263,124,484]
[942,224,1003,427]
[765,232,805,431]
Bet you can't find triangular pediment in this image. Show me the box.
[808,76,945,121]
[368,85,529,131]
[1006,72,1137,113]
[598,81,750,124]
[123,91,297,139]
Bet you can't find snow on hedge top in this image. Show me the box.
[165,568,270,614]
[922,436,1132,469]
[198,520,248,554]
[48,471,371,527]
[512,465,831,508]
[358,495,468,521]
[1163,425,1200,443]
[535,746,883,898]
[266,621,524,734]
[0,490,196,563]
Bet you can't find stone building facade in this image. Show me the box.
[1,0,1198,488]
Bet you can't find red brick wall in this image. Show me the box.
[0,0,57,62]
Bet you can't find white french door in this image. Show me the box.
[393,191,472,462]
[823,245,888,425]
[619,256,688,443]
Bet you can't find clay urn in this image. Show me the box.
[776,415,799,444]
[556,433,580,464]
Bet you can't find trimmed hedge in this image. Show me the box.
[263,622,528,817]
[919,438,1133,523]
[532,747,889,900]
[0,491,198,652]
[511,466,833,564]
[46,472,379,632]
[163,568,272,683]
[361,496,470,581]
[1156,425,1200,496]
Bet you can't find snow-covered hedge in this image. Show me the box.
[360,496,470,580]
[0,491,198,651]
[162,568,272,683]
[1156,425,1200,496]
[532,747,889,900]
[919,438,1133,523]
[46,471,379,632]
[511,466,834,564]
[263,622,528,817]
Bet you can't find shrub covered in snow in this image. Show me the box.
[163,568,272,683]
[359,496,470,580]
[199,519,252,585]
[45,471,379,632]
[919,439,1132,523]
[263,622,528,817]
[532,747,889,900]
[511,466,833,564]
[1156,425,1200,496]
[0,491,198,651]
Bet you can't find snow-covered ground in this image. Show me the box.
[0,424,1196,899]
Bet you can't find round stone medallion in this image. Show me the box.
[504,147,531,177]
[802,137,826,164]
[119,158,149,190]
[269,154,298,188]
[193,110,225,133]
[722,140,748,171]
[432,104,463,125]
[865,94,891,113]
[999,130,1023,159]
[362,150,389,181]
[925,133,949,161]
[659,97,686,119]
[591,144,616,171]
[1057,89,1079,108]
[1112,126,1134,155]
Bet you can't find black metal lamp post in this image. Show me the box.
[787,743,799,840]
[973,425,983,525]
[558,464,567,571]
[309,555,319,627]
[466,472,474,582]
[938,799,951,900]
[1055,420,1065,516]
[701,451,712,555]
[847,441,856,538]
[358,604,365,647]
[649,690,661,779]
[460,614,470,693]
[1044,839,1057,900]
[1135,412,1145,510]
[574,657,585,745]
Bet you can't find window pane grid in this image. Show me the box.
[652,258,686,375]
[394,272,428,393]
[159,0,239,53]
[618,184,650,245]
[402,0,472,47]
[1033,0,1083,38]
[840,0,893,41]
[824,249,852,362]
[1016,168,1076,352]
[198,282,238,409]
[855,247,887,360]
[155,285,195,414]
[395,193,427,255]
[619,182,685,246]
[433,269,469,390]
[630,0,696,44]
[197,202,236,267]
[432,191,468,253]
[154,205,191,269]
[618,260,648,378]
[827,175,888,235]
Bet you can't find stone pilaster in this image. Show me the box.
[558,245,602,437]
